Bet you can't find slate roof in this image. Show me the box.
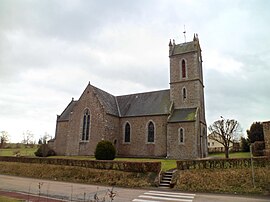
[58,100,77,121]
[57,86,171,120]
[116,90,171,117]
[168,107,197,123]
[57,85,199,123]
[171,40,200,55]
[92,86,119,117]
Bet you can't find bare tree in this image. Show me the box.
[0,131,9,148]
[22,130,35,145]
[208,117,241,158]
[42,132,51,144]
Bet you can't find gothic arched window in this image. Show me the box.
[179,128,184,144]
[182,59,186,78]
[147,121,155,143]
[124,122,131,143]
[82,109,90,141]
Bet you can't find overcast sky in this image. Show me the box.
[1,0,270,143]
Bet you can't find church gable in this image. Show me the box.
[63,84,119,118]
[60,84,108,155]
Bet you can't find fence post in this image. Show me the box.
[250,145,255,188]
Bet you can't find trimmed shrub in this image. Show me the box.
[252,141,265,156]
[35,144,56,157]
[95,140,116,160]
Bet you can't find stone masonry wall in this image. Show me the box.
[167,121,197,159]
[117,115,168,157]
[170,52,199,85]
[104,114,120,152]
[263,121,270,156]
[170,80,201,109]
[170,51,206,125]
[65,85,106,156]
[52,121,69,155]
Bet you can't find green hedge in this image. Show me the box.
[0,156,161,173]
[177,157,270,170]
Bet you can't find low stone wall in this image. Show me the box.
[0,156,161,173]
[177,157,270,170]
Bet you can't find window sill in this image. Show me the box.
[80,141,89,143]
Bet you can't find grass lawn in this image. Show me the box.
[208,152,251,158]
[0,196,24,202]
[0,147,37,157]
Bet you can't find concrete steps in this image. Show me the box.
[159,171,174,188]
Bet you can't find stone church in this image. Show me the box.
[49,34,208,159]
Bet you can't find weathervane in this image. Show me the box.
[183,25,186,43]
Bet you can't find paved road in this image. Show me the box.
[0,175,269,202]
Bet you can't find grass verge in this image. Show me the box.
[176,167,270,195]
[0,148,37,157]
[0,162,158,188]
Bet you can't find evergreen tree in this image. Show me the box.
[247,122,264,143]
[240,137,250,152]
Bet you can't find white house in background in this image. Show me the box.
[208,138,240,153]
[208,139,227,152]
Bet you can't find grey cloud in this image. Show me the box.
[1,0,270,141]
[0,0,147,42]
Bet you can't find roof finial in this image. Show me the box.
[183,25,186,43]
[169,39,172,47]
[193,33,199,41]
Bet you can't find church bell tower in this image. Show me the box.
[168,34,207,158]
[169,34,206,124]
